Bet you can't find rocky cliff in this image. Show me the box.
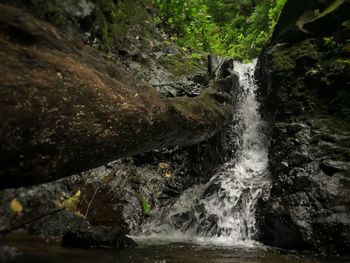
[256,0,350,254]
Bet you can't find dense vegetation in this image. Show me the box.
[35,0,286,61]
[153,0,287,61]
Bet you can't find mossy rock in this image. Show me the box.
[159,54,204,77]
[269,38,321,72]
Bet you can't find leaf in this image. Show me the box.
[10,198,23,214]
[165,172,172,178]
[62,190,81,212]
[140,196,151,215]
[152,0,286,60]
[158,162,170,169]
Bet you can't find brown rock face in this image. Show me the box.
[0,4,235,188]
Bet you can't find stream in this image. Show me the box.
[1,235,350,263]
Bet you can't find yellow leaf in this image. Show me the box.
[62,190,81,211]
[74,211,85,218]
[159,162,170,169]
[10,198,23,214]
[165,172,172,178]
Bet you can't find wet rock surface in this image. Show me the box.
[61,225,134,249]
[256,0,350,255]
[0,246,22,263]
[257,121,350,253]
[0,126,235,252]
[0,117,236,236]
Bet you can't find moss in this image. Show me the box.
[307,116,350,134]
[28,0,68,28]
[90,0,155,50]
[169,85,231,128]
[336,58,350,64]
[327,58,350,74]
[95,6,110,48]
[270,39,321,72]
[159,54,203,76]
[26,0,155,51]
[266,36,350,120]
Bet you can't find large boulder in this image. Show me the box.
[61,225,134,249]
[256,0,350,254]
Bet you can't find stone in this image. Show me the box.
[0,246,22,263]
[61,225,135,249]
[320,160,350,176]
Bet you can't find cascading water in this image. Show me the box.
[139,60,270,246]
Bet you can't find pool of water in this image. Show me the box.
[1,235,349,263]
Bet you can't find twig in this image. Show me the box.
[84,187,99,218]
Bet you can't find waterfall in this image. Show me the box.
[139,60,270,246]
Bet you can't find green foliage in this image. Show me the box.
[153,0,287,61]
[323,37,336,48]
[154,0,221,53]
[322,36,343,51]
[140,196,151,215]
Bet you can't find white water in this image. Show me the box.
[139,60,270,246]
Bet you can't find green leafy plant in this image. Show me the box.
[153,0,287,61]
[322,36,342,51]
[140,196,151,215]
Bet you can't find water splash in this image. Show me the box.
[139,60,270,246]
